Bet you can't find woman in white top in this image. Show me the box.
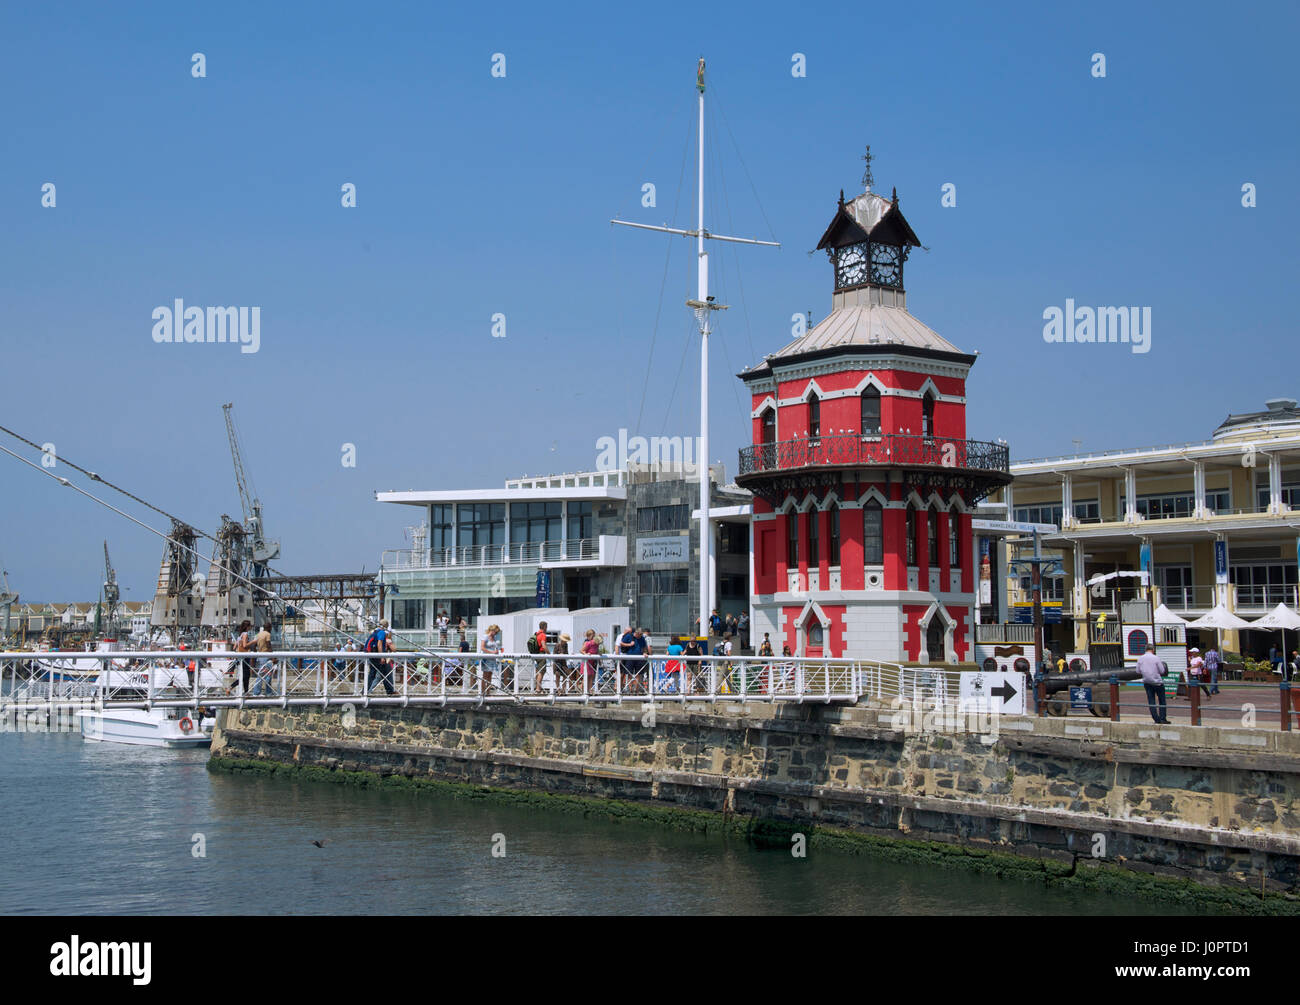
[479,624,502,696]
[1187,648,1211,700]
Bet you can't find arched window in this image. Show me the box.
[786,510,799,567]
[928,505,940,567]
[861,387,881,436]
[949,508,961,567]
[761,408,776,445]
[808,393,821,440]
[922,391,935,439]
[906,504,917,567]
[863,501,883,565]
[808,507,820,566]
[828,503,840,566]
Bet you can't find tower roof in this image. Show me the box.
[745,301,973,377]
[816,190,920,252]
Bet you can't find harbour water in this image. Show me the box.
[0,731,1203,915]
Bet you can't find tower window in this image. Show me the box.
[761,409,776,444]
[861,387,881,436]
[949,509,961,567]
[906,505,917,567]
[863,502,883,565]
[828,503,840,566]
[922,392,935,439]
[787,511,799,567]
[808,394,821,440]
[928,506,939,567]
[808,508,819,567]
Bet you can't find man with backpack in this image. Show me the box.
[530,621,550,691]
[364,620,395,696]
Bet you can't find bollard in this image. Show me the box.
[1035,679,1046,717]
[1190,676,1201,726]
[1282,681,1292,732]
[1109,676,1120,722]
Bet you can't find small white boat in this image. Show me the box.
[76,707,215,748]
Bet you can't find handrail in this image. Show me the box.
[738,432,1010,478]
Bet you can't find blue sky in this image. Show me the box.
[2,0,1297,600]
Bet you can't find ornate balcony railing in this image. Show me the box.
[737,433,1011,479]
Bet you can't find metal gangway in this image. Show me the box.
[0,650,910,715]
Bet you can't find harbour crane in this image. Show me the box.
[102,540,121,636]
[0,558,17,645]
[221,403,280,580]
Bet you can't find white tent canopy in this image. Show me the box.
[1186,605,1255,631]
[1152,603,1189,626]
[1249,603,1300,631]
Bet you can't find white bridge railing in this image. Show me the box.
[0,650,910,712]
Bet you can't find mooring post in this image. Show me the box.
[1109,675,1120,722]
[1035,679,1046,716]
[1189,676,1201,726]
[1281,681,1292,732]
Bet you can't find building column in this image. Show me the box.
[1192,460,1206,519]
[1060,475,1074,530]
[1124,468,1138,524]
[711,521,720,613]
[1269,451,1283,514]
[1003,482,1014,520]
[1073,541,1088,651]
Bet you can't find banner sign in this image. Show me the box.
[535,570,551,608]
[1215,540,1228,585]
[636,536,687,563]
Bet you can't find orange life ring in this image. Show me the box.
[179,717,194,734]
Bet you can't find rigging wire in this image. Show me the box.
[630,112,694,440]
[0,425,518,698]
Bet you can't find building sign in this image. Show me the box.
[971,519,1057,535]
[636,536,687,563]
[959,671,1026,715]
[1011,601,1062,625]
[535,570,551,607]
[1215,540,1228,585]
[1139,543,1152,583]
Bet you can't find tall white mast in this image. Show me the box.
[611,58,778,645]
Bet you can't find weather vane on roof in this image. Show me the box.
[861,144,874,191]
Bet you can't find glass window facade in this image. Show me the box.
[510,501,561,543]
[391,599,426,631]
[637,570,689,635]
[457,503,505,546]
[430,505,454,550]
[637,504,689,532]
[567,501,593,541]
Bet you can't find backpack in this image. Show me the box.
[364,631,382,653]
[526,634,540,654]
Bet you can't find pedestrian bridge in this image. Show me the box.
[0,649,936,712]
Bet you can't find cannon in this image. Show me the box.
[1040,661,1140,717]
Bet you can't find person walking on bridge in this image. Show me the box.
[1138,645,1169,724]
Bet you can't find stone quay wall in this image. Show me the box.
[210,700,1300,905]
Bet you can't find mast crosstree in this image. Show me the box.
[611,57,779,639]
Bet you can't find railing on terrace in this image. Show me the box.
[0,650,909,710]
[382,538,601,571]
[738,432,1010,478]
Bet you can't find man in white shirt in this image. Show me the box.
[1137,645,1168,724]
